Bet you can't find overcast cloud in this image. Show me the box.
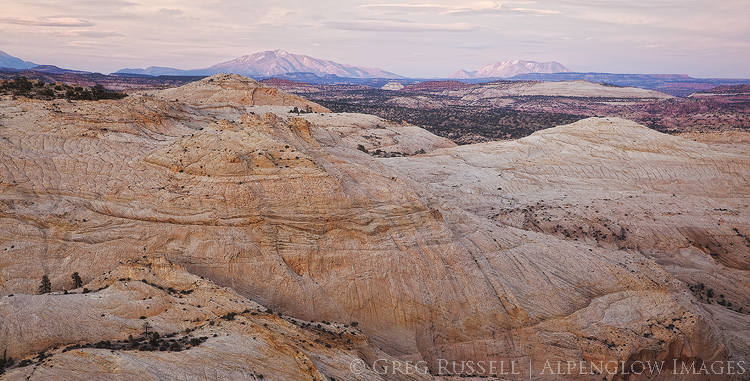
[1,0,748,77]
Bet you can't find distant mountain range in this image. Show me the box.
[2,49,749,96]
[0,50,37,70]
[1,49,570,80]
[451,60,571,79]
[115,49,403,79]
[0,51,93,74]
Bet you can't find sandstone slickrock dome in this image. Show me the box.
[151,73,330,112]
[1,74,748,379]
[1,257,411,380]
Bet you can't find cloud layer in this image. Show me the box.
[0,0,747,77]
[0,17,94,27]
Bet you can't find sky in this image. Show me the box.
[1,0,749,78]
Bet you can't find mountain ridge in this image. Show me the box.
[116,49,403,79]
[3,49,748,96]
[451,59,571,79]
[0,50,37,70]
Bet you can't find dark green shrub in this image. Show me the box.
[72,272,83,288]
[38,275,51,294]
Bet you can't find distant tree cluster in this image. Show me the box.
[317,100,585,144]
[37,272,86,294]
[356,144,425,157]
[305,84,750,138]
[0,76,127,101]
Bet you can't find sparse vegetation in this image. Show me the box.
[0,351,14,375]
[292,83,750,142]
[220,312,238,321]
[55,330,211,355]
[688,282,744,314]
[316,99,586,144]
[0,76,127,100]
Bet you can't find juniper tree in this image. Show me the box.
[71,272,82,289]
[39,275,51,294]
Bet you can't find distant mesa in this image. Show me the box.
[114,66,207,77]
[402,79,671,99]
[505,72,733,97]
[451,59,571,79]
[401,80,473,92]
[115,49,404,79]
[0,50,38,70]
[381,81,405,90]
[26,65,91,75]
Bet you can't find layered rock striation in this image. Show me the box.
[1,75,747,379]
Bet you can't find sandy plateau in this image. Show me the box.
[0,74,748,380]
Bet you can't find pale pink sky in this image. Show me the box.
[1,0,749,77]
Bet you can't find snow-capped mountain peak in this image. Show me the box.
[450,60,571,79]
[206,50,402,79]
[115,50,403,79]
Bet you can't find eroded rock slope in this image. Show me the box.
[384,117,750,368]
[1,75,747,379]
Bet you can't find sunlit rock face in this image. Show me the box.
[1,75,747,379]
